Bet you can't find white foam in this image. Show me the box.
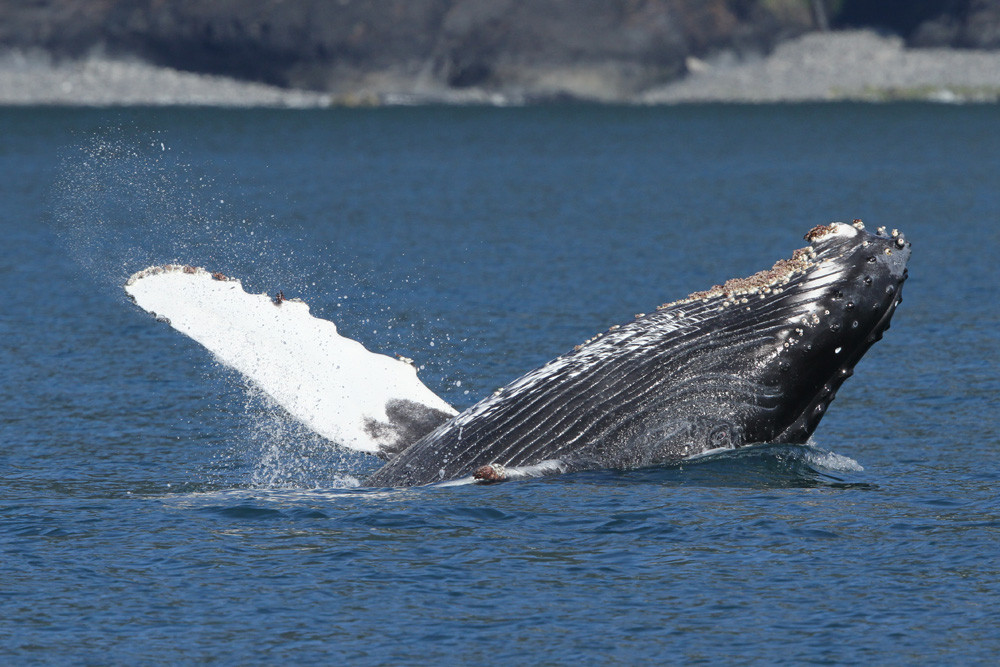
[125,265,456,454]
[803,447,865,473]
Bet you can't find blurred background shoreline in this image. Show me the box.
[2,1,1000,107]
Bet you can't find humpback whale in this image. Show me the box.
[125,221,909,487]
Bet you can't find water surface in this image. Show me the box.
[2,104,999,663]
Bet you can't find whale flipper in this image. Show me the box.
[125,265,457,457]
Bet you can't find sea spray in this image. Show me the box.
[239,384,368,489]
[49,124,464,487]
[49,125,320,297]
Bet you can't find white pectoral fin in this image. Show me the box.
[125,265,457,456]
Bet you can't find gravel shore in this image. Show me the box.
[642,30,1000,103]
[0,50,333,107]
[2,30,999,107]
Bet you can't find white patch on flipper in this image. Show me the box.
[125,265,456,453]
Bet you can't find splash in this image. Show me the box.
[689,441,862,470]
[800,445,865,473]
[50,125,326,298]
[239,385,368,489]
[50,125,466,490]
[48,126,372,488]
[678,440,866,490]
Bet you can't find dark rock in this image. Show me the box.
[836,0,1000,49]
[912,0,1000,48]
[0,0,818,99]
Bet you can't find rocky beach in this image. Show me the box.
[642,30,1000,103]
[0,50,333,107]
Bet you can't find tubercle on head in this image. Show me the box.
[804,221,863,243]
[804,223,839,242]
[658,243,819,310]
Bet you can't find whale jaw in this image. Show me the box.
[367,222,910,487]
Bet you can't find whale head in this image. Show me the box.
[597,219,912,464]
[760,221,910,443]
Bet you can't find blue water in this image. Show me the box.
[2,104,999,663]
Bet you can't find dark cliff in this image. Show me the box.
[836,0,1000,49]
[1,1,998,100]
[0,1,817,98]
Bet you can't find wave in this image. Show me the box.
[667,441,868,488]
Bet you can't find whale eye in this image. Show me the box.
[864,276,873,286]
[867,256,877,263]
[846,302,855,311]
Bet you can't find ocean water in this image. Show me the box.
[2,104,999,663]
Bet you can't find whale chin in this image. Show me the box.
[367,221,910,487]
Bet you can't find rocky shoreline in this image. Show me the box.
[2,30,999,107]
[642,30,1000,104]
